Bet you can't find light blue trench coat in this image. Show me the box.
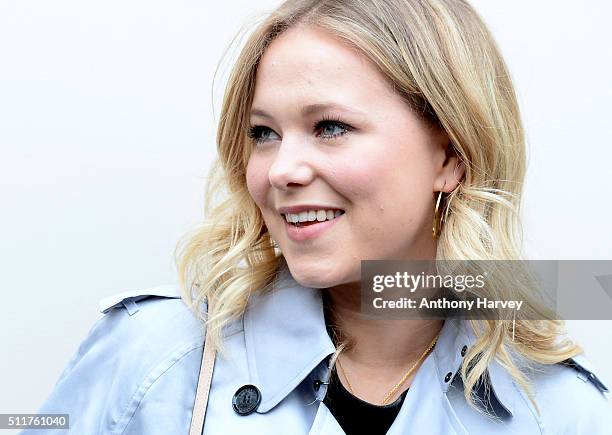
[21,262,612,434]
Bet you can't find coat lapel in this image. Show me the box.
[244,259,336,413]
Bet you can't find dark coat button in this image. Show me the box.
[232,384,261,416]
[461,345,468,357]
[444,372,453,383]
[313,379,327,391]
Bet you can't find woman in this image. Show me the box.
[24,0,610,434]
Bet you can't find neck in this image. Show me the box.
[323,283,443,369]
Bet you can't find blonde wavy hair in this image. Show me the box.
[175,0,581,417]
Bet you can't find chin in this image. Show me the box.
[284,257,358,289]
[284,261,337,289]
[293,272,334,290]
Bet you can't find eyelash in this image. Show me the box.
[246,114,353,145]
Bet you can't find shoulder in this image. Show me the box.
[30,284,207,435]
[85,284,207,383]
[527,354,612,433]
[96,283,206,344]
[94,283,207,370]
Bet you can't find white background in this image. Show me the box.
[1,0,611,427]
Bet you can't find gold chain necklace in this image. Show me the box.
[336,332,440,406]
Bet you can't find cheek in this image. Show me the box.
[327,150,386,199]
[331,149,429,204]
[332,145,434,232]
[379,158,434,221]
[245,157,269,207]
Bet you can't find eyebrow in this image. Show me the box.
[249,102,365,119]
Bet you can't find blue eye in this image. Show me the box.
[246,126,279,145]
[315,120,350,140]
[247,117,352,146]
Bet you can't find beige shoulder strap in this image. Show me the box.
[189,300,217,435]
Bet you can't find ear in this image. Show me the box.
[433,134,465,192]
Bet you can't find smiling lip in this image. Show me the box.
[283,212,344,242]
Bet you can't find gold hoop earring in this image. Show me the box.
[432,182,446,239]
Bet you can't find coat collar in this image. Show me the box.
[243,258,516,416]
[243,259,336,412]
[432,316,515,417]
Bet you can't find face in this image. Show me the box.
[246,25,463,289]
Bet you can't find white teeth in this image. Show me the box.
[283,209,344,224]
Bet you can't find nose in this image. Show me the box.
[268,135,314,190]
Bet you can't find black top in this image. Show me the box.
[323,368,408,435]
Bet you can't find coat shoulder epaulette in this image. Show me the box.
[98,284,183,315]
[559,355,610,394]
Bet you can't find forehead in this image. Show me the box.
[251,25,397,115]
